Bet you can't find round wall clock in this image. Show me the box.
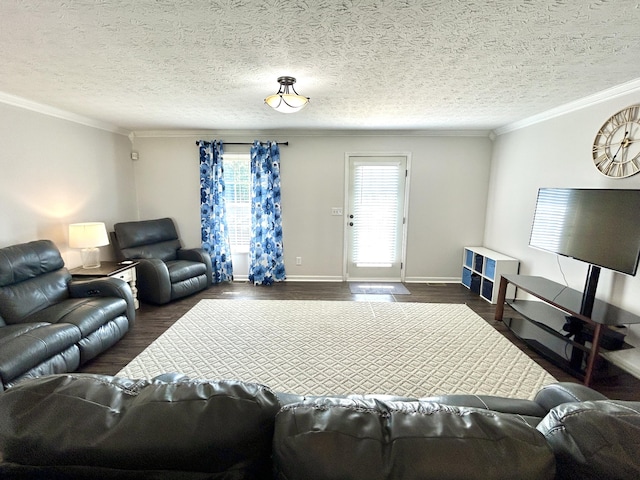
[592,105,640,178]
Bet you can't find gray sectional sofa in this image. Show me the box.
[0,240,135,390]
[0,373,639,479]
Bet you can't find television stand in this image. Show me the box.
[495,274,640,386]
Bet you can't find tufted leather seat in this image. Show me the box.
[112,218,212,305]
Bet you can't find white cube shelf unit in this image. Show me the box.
[461,247,519,304]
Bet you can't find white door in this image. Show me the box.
[346,155,408,281]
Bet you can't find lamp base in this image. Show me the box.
[81,247,101,269]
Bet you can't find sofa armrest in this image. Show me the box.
[69,278,135,326]
[537,400,640,479]
[534,382,608,411]
[135,258,171,305]
[177,248,213,286]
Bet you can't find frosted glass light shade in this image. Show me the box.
[264,76,310,113]
[69,222,109,269]
[265,93,310,113]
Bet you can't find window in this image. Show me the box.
[352,163,400,267]
[223,153,251,252]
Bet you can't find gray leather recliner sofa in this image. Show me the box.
[0,373,639,479]
[0,240,135,391]
[112,218,213,305]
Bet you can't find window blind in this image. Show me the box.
[352,164,399,267]
[223,155,251,250]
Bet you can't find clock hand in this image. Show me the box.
[612,131,629,161]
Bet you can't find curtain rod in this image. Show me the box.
[195,141,289,146]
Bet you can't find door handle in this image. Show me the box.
[349,222,354,226]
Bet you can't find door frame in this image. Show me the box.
[342,152,412,282]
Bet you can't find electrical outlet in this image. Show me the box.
[295,256,302,265]
[331,207,343,216]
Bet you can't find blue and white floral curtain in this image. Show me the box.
[249,140,286,285]
[198,140,233,283]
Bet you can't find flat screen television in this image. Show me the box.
[528,188,640,364]
[530,188,640,277]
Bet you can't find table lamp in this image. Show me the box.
[68,222,109,269]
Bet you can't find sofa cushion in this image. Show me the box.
[537,400,640,480]
[77,315,129,363]
[0,323,81,383]
[166,260,207,283]
[273,397,555,480]
[0,374,281,477]
[0,270,71,324]
[24,297,128,336]
[4,347,80,390]
[0,240,64,287]
[171,275,209,301]
[0,240,72,324]
[114,218,181,262]
[122,240,181,262]
[275,392,549,427]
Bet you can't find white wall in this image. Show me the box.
[485,92,640,337]
[131,131,493,281]
[0,102,137,266]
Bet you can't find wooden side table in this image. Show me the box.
[70,261,140,309]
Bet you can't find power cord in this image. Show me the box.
[556,255,569,286]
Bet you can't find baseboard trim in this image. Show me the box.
[229,276,463,283]
[283,275,344,282]
[404,277,460,283]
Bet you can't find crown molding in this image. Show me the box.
[493,78,640,136]
[131,128,492,138]
[0,94,490,139]
[0,91,129,136]
[8,76,640,140]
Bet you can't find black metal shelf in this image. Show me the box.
[496,275,640,386]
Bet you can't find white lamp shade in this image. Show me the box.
[68,222,109,248]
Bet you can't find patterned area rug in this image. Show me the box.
[119,300,556,400]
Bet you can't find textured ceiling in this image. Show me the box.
[1,0,640,132]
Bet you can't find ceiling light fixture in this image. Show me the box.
[264,76,310,113]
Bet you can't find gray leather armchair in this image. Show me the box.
[112,218,212,305]
[0,240,135,390]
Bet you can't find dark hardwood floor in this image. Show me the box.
[79,281,640,400]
